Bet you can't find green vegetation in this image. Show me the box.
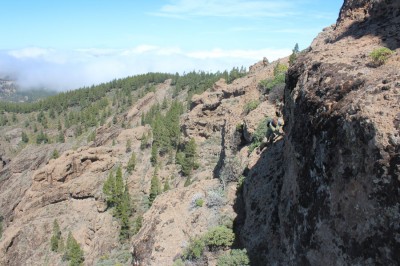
[173,68,247,103]
[21,131,29,143]
[142,100,184,155]
[183,237,206,260]
[125,139,132,153]
[50,219,62,252]
[149,171,161,206]
[64,232,84,266]
[370,47,393,66]
[87,130,96,142]
[150,144,158,166]
[289,43,300,65]
[243,100,260,114]
[0,73,174,114]
[0,216,3,239]
[102,167,132,240]
[203,225,235,251]
[52,149,59,159]
[217,249,250,266]
[248,117,269,153]
[163,177,170,192]
[36,130,49,144]
[140,133,150,150]
[195,198,204,207]
[182,225,235,262]
[172,258,185,266]
[126,152,136,174]
[176,138,198,177]
[132,215,143,235]
[258,62,287,95]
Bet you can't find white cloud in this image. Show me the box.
[0,45,291,91]
[8,47,52,59]
[153,0,295,18]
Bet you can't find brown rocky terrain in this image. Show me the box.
[0,53,283,265]
[0,0,399,265]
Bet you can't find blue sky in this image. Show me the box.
[0,0,343,90]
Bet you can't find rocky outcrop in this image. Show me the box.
[132,179,232,265]
[0,146,119,265]
[238,0,400,264]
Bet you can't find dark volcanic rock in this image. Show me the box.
[238,0,400,265]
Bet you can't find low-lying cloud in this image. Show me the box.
[0,45,291,91]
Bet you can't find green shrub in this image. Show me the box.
[190,193,204,209]
[52,149,59,159]
[132,215,143,235]
[183,237,206,260]
[370,47,393,66]
[64,232,84,266]
[243,100,260,114]
[50,219,61,252]
[273,62,288,76]
[259,62,287,95]
[203,226,235,250]
[195,198,204,207]
[172,258,185,266]
[237,175,246,191]
[21,131,29,143]
[248,117,269,153]
[217,249,250,266]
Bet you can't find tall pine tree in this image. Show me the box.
[64,232,84,266]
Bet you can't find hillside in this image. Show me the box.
[0,0,399,265]
[0,78,57,103]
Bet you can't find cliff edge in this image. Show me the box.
[238,0,400,264]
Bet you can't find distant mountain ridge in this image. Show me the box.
[0,78,57,102]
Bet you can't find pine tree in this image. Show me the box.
[119,181,132,241]
[289,43,300,65]
[161,97,168,109]
[182,138,197,176]
[21,131,29,143]
[114,167,124,218]
[150,144,158,166]
[141,112,145,126]
[103,172,116,207]
[149,171,161,206]
[140,133,148,150]
[127,153,136,174]
[163,178,170,192]
[50,219,61,252]
[102,169,133,241]
[58,131,65,143]
[126,139,132,153]
[64,232,84,266]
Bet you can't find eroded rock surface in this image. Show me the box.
[238,0,400,264]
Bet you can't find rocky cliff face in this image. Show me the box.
[238,0,400,264]
[1,1,399,265]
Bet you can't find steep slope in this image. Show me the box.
[238,0,400,264]
[131,60,286,265]
[0,80,181,265]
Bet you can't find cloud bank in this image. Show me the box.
[0,45,291,91]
